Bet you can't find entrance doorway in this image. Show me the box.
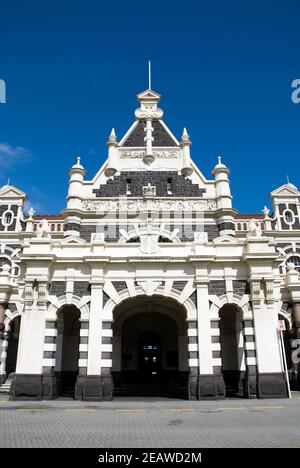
[138,331,161,383]
[5,316,21,377]
[112,296,188,398]
[219,304,245,397]
[55,306,80,398]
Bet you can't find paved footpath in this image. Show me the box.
[1,393,300,448]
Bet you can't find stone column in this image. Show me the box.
[76,280,104,401]
[0,303,5,338]
[291,302,300,389]
[196,284,225,399]
[0,302,7,383]
[251,283,288,398]
[0,330,8,384]
[187,320,198,400]
[12,281,46,400]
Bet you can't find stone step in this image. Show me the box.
[0,379,12,394]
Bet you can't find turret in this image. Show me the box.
[212,156,235,236]
[65,156,86,237]
[105,129,118,177]
[67,156,86,210]
[180,128,193,176]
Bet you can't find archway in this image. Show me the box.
[54,305,80,398]
[5,316,21,377]
[219,304,245,397]
[112,296,189,398]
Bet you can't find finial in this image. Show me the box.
[109,128,117,139]
[287,175,290,185]
[107,128,118,146]
[28,207,35,219]
[182,127,189,139]
[7,177,10,186]
[77,156,81,165]
[148,60,152,90]
[262,206,270,217]
[217,155,222,164]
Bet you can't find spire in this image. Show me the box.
[213,155,227,170]
[181,127,190,141]
[286,174,297,190]
[105,128,118,177]
[72,155,85,170]
[148,60,152,90]
[181,127,192,176]
[108,128,117,144]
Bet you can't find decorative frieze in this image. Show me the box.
[119,148,180,159]
[82,198,217,213]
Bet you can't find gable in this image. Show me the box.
[122,120,177,147]
[0,185,26,199]
[270,184,299,197]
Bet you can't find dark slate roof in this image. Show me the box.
[122,120,177,147]
[93,171,206,197]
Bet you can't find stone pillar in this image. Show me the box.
[11,281,46,400]
[291,302,300,389]
[0,303,5,338]
[0,331,8,384]
[76,281,103,401]
[241,319,258,398]
[87,283,103,376]
[101,318,114,401]
[196,284,225,399]
[252,295,288,398]
[76,278,113,401]
[0,302,7,383]
[187,320,198,400]
[42,318,58,399]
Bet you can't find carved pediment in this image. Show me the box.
[0,185,26,199]
[213,234,238,244]
[60,236,86,245]
[270,184,299,197]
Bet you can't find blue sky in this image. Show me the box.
[1,0,300,214]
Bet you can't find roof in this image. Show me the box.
[235,214,265,219]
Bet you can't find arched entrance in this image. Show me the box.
[54,305,80,398]
[5,316,21,377]
[219,304,245,397]
[112,296,189,398]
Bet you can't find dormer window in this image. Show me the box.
[126,179,131,195]
[283,209,295,225]
[167,178,172,195]
[2,210,13,227]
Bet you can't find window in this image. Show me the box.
[2,210,13,227]
[127,236,140,243]
[167,178,172,195]
[283,209,295,225]
[287,256,300,272]
[126,179,131,195]
[0,257,11,269]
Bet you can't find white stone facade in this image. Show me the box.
[0,87,299,400]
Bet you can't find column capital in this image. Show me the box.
[90,279,105,289]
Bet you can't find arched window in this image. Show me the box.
[2,210,13,227]
[158,236,172,243]
[0,257,11,269]
[287,256,300,272]
[126,237,140,243]
[283,210,295,225]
